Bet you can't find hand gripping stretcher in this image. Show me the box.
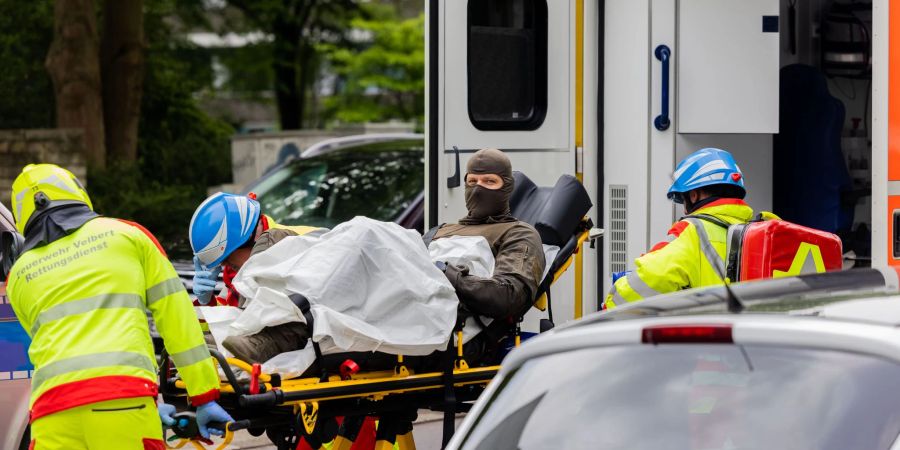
[159,172,598,450]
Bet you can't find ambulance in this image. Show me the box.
[425,0,888,329]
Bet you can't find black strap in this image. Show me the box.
[288,293,327,381]
[440,340,457,448]
[539,279,553,325]
[725,223,748,282]
[422,223,445,247]
[684,214,748,282]
[683,213,732,230]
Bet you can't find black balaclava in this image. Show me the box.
[460,148,516,225]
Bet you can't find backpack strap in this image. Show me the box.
[680,217,727,279]
[682,213,774,283]
[422,223,445,247]
[288,293,327,381]
[683,213,732,230]
[725,223,748,282]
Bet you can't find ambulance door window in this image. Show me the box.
[467,0,547,131]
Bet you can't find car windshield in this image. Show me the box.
[250,140,424,229]
[460,345,900,450]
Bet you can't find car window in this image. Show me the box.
[460,345,900,450]
[252,140,424,229]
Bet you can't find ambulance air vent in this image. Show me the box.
[609,185,628,273]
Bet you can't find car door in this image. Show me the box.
[0,205,32,450]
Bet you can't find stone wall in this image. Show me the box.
[0,129,86,209]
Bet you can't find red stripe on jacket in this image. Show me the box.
[648,221,691,253]
[30,376,220,421]
[30,376,158,422]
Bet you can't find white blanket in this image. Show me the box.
[232,216,461,353]
[202,218,492,377]
[200,217,557,379]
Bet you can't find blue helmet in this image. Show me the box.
[189,192,261,268]
[667,148,745,204]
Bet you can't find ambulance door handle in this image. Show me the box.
[447,145,461,189]
[654,45,671,131]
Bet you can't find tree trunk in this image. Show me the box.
[297,43,315,129]
[101,0,144,165]
[45,0,106,169]
[273,18,302,130]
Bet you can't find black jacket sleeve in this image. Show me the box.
[444,224,545,320]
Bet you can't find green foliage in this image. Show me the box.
[88,0,233,257]
[0,0,55,128]
[88,164,201,258]
[321,9,425,128]
[0,0,233,256]
[215,43,276,98]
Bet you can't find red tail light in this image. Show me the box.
[641,324,733,344]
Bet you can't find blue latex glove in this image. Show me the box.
[196,401,233,439]
[158,403,177,428]
[193,256,222,305]
[611,270,631,284]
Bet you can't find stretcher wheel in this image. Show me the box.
[248,426,266,437]
[266,427,300,450]
[265,418,339,450]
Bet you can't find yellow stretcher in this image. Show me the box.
[161,173,596,450]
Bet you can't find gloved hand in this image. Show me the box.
[158,403,177,428]
[611,270,631,284]
[196,401,233,439]
[193,256,222,305]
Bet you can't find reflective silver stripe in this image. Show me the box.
[606,284,626,308]
[31,294,143,335]
[625,271,660,299]
[146,278,185,306]
[32,351,155,391]
[170,344,212,368]
[683,218,726,277]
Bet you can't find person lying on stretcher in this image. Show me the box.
[188,148,545,365]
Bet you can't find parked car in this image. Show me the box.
[247,133,425,232]
[0,203,31,450]
[447,268,900,450]
[175,133,425,291]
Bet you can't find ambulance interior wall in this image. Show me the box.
[675,135,774,215]
[778,0,873,256]
[674,0,872,250]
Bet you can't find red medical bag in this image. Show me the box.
[726,219,843,282]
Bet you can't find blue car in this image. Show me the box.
[0,202,31,450]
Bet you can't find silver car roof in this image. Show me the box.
[301,133,424,159]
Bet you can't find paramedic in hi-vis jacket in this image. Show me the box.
[5,164,231,449]
[604,148,756,309]
[188,193,327,363]
[189,192,326,307]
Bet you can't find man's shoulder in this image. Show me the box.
[436,220,537,239]
[251,228,298,255]
[89,217,148,235]
[508,219,538,234]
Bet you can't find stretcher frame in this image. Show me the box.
[161,220,594,450]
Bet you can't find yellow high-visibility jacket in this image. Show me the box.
[7,217,220,420]
[604,199,755,309]
[265,215,324,236]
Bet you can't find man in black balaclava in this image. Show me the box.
[431,148,546,321]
